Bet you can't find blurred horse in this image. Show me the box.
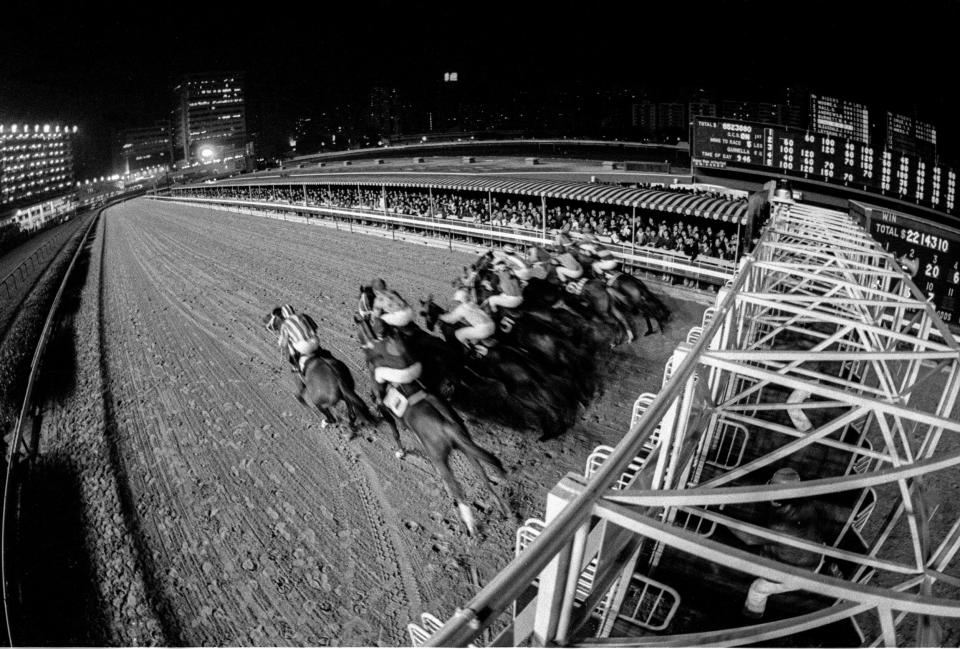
[355,317,510,535]
[263,309,374,432]
[359,285,459,399]
[420,296,576,440]
[470,272,596,403]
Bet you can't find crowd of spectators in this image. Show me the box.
[196,184,741,262]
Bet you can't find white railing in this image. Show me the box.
[148,193,736,287]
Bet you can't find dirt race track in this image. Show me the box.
[37,197,704,646]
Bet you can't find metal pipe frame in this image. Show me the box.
[425,200,960,647]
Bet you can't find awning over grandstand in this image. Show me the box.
[208,172,749,224]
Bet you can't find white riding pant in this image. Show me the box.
[381,306,414,327]
[290,338,319,356]
[593,259,619,274]
[455,322,496,345]
[556,265,583,282]
[374,362,423,384]
[487,293,523,312]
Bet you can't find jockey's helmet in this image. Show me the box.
[768,467,801,507]
[452,288,469,303]
[372,278,387,292]
[280,304,296,319]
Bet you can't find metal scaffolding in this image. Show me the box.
[424,199,960,647]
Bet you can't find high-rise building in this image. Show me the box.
[782,87,810,130]
[809,93,870,144]
[688,101,717,120]
[657,102,687,133]
[172,72,247,165]
[116,122,172,174]
[631,102,657,132]
[1,122,77,211]
[885,111,937,159]
[720,100,784,125]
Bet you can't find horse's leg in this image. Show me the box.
[432,459,477,536]
[607,301,634,345]
[318,407,337,428]
[455,435,511,517]
[380,406,406,458]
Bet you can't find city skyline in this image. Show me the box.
[2,1,958,177]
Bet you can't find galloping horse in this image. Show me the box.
[569,246,670,337]
[420,296,576,440]
[263,308,374,432]
[469,273,596,403]
[359,285,459,399]
[355,317,510,535]
[603,271,670,336]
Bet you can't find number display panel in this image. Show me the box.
[868,208,960,326]
[692,118,957,216]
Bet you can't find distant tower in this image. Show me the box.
[172,72,247,165]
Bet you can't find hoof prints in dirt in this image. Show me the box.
[71,199,703,644]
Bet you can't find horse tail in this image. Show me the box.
[328,365,373,424]
[449,422,507,477]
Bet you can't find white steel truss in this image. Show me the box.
[425,199,960,647]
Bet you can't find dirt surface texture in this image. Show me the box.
[29,197,701,646]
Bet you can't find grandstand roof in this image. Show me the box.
[213,173,749,224]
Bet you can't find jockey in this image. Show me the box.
[578,225,620,277]
[439,289,496,348]
[524,245,552,281]
[550,234,583,283]
[483,260,524,313]
[492,244,534,282]
[363,321,423,402]
[277,304,320,373]
[371,278,415,328]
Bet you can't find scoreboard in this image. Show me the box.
[692,118,957,216]
[861,205,960,327]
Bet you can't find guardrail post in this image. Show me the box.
[532,489,574,646]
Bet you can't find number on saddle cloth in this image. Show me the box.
[564,278,589,296]
[383,384,428,418]
[383,385,409,418]
[499,315,516,334]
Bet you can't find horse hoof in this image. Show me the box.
[458,502,478,537]
[395,450,406,460]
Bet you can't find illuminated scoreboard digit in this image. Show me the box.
[691,118,766,169]
[868,208,960,326]
[691,117,958,217]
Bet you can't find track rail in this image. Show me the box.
[0,202,107,646]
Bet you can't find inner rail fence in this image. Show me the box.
[147,192,737,290]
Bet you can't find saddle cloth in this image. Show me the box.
[384,384,428,418]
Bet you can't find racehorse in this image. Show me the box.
[603,271,670,336]
[420,296,577,440]
[263,308,374,432]
[471,251,629,346]
[359,285,459,399]
[469,273,596,403]
[569,247,670,337]
[355,317,510,535]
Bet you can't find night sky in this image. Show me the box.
[2,0,958,177]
